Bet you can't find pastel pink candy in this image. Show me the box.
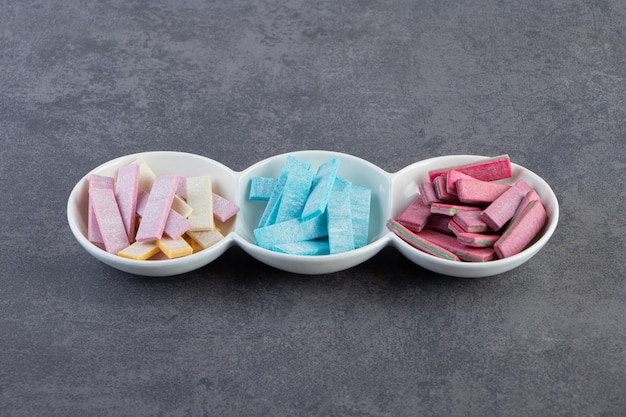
[456,178,510,205]
[88,175,114,244]
[481,180,533,231]
[212,193,240,222]
[115,164,140,242]
[396,195,432,232]
[135,176,180,242]
[90,188,130,254]
[433,175,458,202]
[136,191,191,240]
[494,199,547,258]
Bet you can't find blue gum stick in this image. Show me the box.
[257,156,312,228]
[350,185,371,248]
[326,177,355,254]
[301,158,341,222]
[254,212,328,249]
[249,177,276,201]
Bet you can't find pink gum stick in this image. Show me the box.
[419,181,442,205]
[136,191,191,240]
[88,175,115,244]
[387,219,460,261]
[446,170,476,194]
[417,229,497,262]
[396,195,432,233]
[456,178,511,205]
[90,188,130,254]
[453,210,491,233]
[115,164,140,242]
[433,175,458,202]
[481,180,533,231]
[135,176,180,242]
[212,193,240,223]
[428,154,512,183]
[494,199,547,258]
[430,202,482,217]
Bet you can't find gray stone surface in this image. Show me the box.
[1,1,625,416]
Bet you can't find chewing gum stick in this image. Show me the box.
[494,199,547,258]
[115,164,140,242]
[387,219,460,261]
[481,180,532,231]
[186,176,214,231]
[135,175,180,241]
[88,174,115,244]
[90,188,130,254]
[428,154,512,182]
[396,195,432,233]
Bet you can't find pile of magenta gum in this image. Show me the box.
[387,155,548,262]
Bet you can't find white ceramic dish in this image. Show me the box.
[234,151,392,274]
[67,151,559,277]
[388,155,559,278]
[67,152,238,276]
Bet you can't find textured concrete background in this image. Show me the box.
[1,1,625,416]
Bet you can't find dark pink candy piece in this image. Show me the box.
[90,188,130,254]
[447,219,466,236]
[419,181,442,205]
[446,170,476,194]
[88,175,115,244]
[433,175,458,202]
[417,229,497,262]
[424,214,455,235]
[481,180,533,231]
[453,210,490,233]
[431,202,482,217]
[456,178,510,205]
[494,199,547,258]
[456,232,500,248]
[511,188,540,223]
[428,154,512,183]
[387,219,460,261]
[396,196,432,233]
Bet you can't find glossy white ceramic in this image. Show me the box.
[67,151,238,277]
[388,155,559,277]
[67,151,559,277]
[234,150,392,274]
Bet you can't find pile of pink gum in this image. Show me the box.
[87,159,240,260]
[388,155,548,262]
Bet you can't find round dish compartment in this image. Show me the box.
[388,155,559,278]
[67,151,238,277]
[235,150,392,275]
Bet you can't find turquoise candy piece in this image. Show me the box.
[350,185,371,248]
[301,158,340,222]
[248,177,276,201]
[326,177,355,254]
[254,212,328,249]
